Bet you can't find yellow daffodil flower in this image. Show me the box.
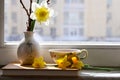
[32,56,46,68]
[56,55,71,69]
[72,56,79,64]
[71,60,84,69]
[56,53,85,69]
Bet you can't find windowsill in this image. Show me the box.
[0,69,120,80]
[1,63,120,79]
[4,41,120,48]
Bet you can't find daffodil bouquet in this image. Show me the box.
[20,0,54,31]
[56,53,84,70]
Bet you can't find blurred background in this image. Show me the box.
[4,0,120,42]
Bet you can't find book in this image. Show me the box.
[2,63,80,77]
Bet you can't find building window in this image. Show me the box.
[79,28,84,36]
[50,27,56,39]
[80,0,84,4]
[64,28,69,36]
[65,0,71,4]
[6,27,21,41]
[107,0,112,8]
[107,12,112,23]
[11,12,17,23]
[71,0,84,3]
[64,11,69,24]
[106,26,112,37]
[11,0,17,6]
[51,0,56,4]
[35,27,43,36]
[70,28,77,36]
[79,12,84,25]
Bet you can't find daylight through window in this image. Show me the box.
[4,0,120,42]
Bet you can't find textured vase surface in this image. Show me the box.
[17,31,40,65]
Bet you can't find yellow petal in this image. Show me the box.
[32,57,46,68]
[56,55,71,69]
[72,57,79,64]
[71,61,84,69]
[32,62,40,68]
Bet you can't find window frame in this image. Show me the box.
[0,0,4,47]
[0,0,120,67]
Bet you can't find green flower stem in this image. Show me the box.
[30,0,40,31]
[30,20,36,31]
[37,0,40,3]
[83,64,120,71]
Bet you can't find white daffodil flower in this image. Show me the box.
[30,0,54,25]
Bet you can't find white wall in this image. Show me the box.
[0,44,120,67]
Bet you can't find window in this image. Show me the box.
[65,0,84,4]
[79,12,84,25]
[106,12,112,23]
[51,0,56,4]
[65,0,71,4]
[50,27,56,39]
[0,0,120,66]
[79,28,84,37]
[6,0,120,42]
[80,0,84,4]
[64,11,69,24]
[11,0,17,6]
[64,27,69,36]
[107,0,112,8]
[71,0,83,3]
[11,12,17,23]
[6,27,21,41]
[106,27,112,37]
[35,27,43,36]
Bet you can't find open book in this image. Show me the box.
[2,63,80,76]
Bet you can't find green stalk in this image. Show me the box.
[37,0,40,3]
[83,64,120,71]
[30,0,40,31]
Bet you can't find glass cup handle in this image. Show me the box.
[78,49,88,60]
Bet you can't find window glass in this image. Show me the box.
[50,27,56,39]
[11,12,17,23]
[4,0,120,42]
[65,0,71,4]
[11,0,17,5]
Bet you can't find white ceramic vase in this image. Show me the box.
[17,31,40,65]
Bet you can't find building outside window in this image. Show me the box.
[4,0,120,42]
[64,27,69,36]
[11,12,17,23]
[65,0,71,4]
[107,0,112,8]
[11,0,17,6]
[50,27,56,39]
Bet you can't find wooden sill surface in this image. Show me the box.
[0,63,120,80]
